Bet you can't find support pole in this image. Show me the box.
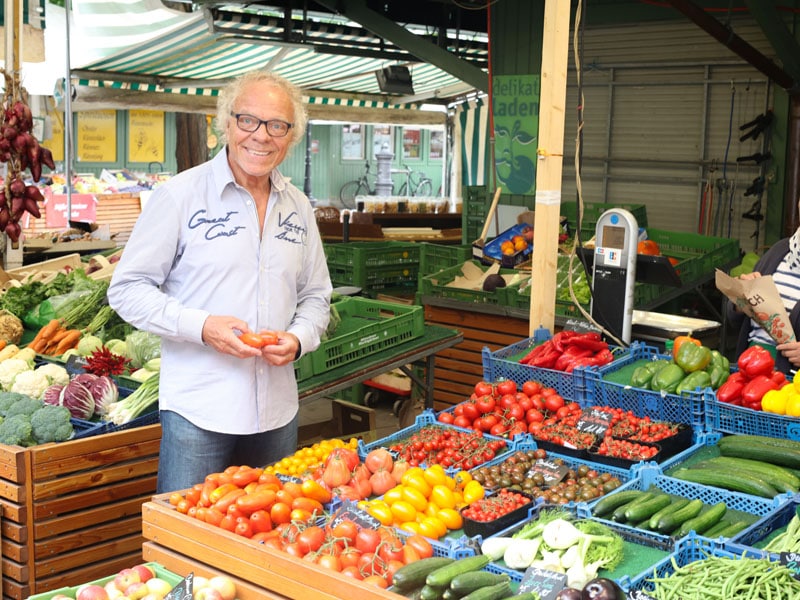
[529,0,571,335]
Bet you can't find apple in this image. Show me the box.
[207,576,236,600]
[132,564,155,584]
[105,581,124,599]
[144,578,173,598]
[77,584,110,600]
[125,582,149,600]
[193,588,223,600]
[193,576,209,591]
[114,569,141,592]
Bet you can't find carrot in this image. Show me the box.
[48,327,71,344]
[28,338,46,353]
[36,319,62,343]
[54,330,82,355]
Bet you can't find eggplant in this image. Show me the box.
[556,588,583,600]
[581,578,625,600]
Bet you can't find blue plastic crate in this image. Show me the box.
[583,342,710,431]
[708,396,800,440]
[481,329,592,404]
[732,497,799,553]
[621,533,770,594]
[68,382,160,440]
[358,410,512,474]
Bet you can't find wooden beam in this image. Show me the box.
[530,0,571,335]
[744,0,800,86]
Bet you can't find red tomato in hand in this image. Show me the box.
[240,332,267,348]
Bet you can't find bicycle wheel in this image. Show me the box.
[397,182,408,197]
[339,180,367,209]
[415,179,433,196]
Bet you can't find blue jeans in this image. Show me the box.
[156,410,299,493]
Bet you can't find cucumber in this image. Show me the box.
[592,489,650,518]
[647,498,690,530]
[442,589,460,600]
[612,492,656,522]
[671,467,779,498]
[718,436,800,469]
[704,456,800,493]
[673,502,727,538]
[499,595,540,600]
[703,519,735,538]
[450,572,510,595]
[624,493,672,523]
[426,555,491,589]
[713,520,750,539]
[656,498,704,533]
[393,557,455,591]
[460,581,513,600]
[420,584,446,600]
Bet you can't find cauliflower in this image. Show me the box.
[10,370,52,400]
[34,363,70,387]
[0,358,33,390]
[30,404,73,443]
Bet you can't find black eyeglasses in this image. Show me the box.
[230,113,293,137]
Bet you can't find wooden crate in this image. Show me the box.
[142,496,399,600]
[0,424,161,599]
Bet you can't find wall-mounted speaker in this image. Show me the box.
[376,66,414,95]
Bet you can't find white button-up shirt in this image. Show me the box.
[108,150,332,434]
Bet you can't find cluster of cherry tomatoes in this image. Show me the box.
[386,425,508,471]
[593,437,659,461]
[437,379,569,439]
[461,488,532,523]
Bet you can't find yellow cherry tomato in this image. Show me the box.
[417,518,443,539]
[399,521,421,535]
[454,470,473,489]
[463,480,485,504]
[421,516,447,539]
[383,485,405,506]
[367,502,394,527]
[425,502,440,518]
[423,465,449,488]
[390,500,418,524]
[436,508,463,531]
[402,487,429,512]
[403,473,432,497]
[430,484,456,510]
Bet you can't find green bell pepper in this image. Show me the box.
[709,350,730,372]
[706,364,730,389]
[650,363,686,393]
[629,359,671,389]
[675,342,712,373]
[676,370,712,395]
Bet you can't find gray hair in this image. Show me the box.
[215,71,307,147]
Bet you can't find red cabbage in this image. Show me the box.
[89,376,118,417]
[43,384,64,406]
[59,380,95,420]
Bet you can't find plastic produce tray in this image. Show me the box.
[622,533,770,595]
[418,242,474,279]
[581,466,788,548]
[732,496,799,554]
[645,228,740,286]
[481,328,592,405]
[305,297,424,376]
[325,241,420,291]
[418,260,517,305]
[708,395,800,440]
[28,562,182,600]
[582,342,710,431]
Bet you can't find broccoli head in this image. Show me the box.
[0,414,35,446]
[0,391,31,417]
[30,404,73,444]
[5,396,45,419]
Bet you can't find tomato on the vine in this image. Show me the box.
[474,381,493,396]
[544,394,565,413]
[355,528,382,554]
[475,395,496,414]
[523,380,542,396]
[496,379,517,396]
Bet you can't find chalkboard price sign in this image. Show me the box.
[780,552,800,581]
[526,459,569,487]
[165,572,193,600]
[518,566,568,600]
[627,589,657,600]
[328,501,381,530]
[576,407,614,436]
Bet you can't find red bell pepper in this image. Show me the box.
[716,372,747,404]
[740,374,778,410]
[737,345,775,379]
[519,340,553,365]
[567,332,609,352]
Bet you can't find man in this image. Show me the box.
[108,71,332,492]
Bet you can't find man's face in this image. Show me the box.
[226,81,294,183]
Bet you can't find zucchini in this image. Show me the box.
[612,491,656,522]
[592,489,649,518]
[393,557,455,592]
[673,502,727,538]
[426,555,491,589]
[704,456,800,493]
[718,436,800,469]
[450,572,510,595]
[624,493,672,523]
[442,589,460,600]
[420,584,446,600]
[460,581,513,600]
[671,467,779,498]
[647,498,690,530]
[656,498,704,533]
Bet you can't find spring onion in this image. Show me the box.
[105,374,159,424]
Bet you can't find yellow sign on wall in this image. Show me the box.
[128,110,165,163]
[43,109,64,163]
[77,110,117,162]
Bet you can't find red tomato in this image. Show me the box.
[496,379,517,396]
[405,534,434,559]
[462,401,480,421]
[437,411,455,425]
[341,566,363,580]
[331,519,359,543]
[522,380,542,396]
[239,332,266,348]
[507,404,525,422]
[516,393,533,412]
[526,408,544,423]
[234,519,253,538]
[544,394,565,413]
[453,415,472,429]
[297,525,325,553]
[490,422,507,436]
[318,554,342,572]
[474,381,494,396]
[355,528,382,554]
[475,395,496,414]
[530,395,545,411]
[498,394,517,410]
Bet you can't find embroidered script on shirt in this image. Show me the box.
[276,211,307,245]
[189,210,245,240]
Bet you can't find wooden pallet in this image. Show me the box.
[142,496,399,600]
[0,424,161,599]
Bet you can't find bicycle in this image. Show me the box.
[396,165,433,197]
[339,160,379,209]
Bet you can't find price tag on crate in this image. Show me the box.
[525,459,569,487]
[628,591,657,600]
[780,552,800,581]
[329,501,381,530]
[165,572,193,600]
[576,407,614,437]
[65,353,89,373]
[518,566,568,600]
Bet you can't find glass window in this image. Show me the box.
[342,124,364,160]
[402,127,421,159]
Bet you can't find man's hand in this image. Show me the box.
[202,315,262,358]
[261,332,300,366]
[778,341,800,368]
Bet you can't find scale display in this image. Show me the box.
[591,209,638,343]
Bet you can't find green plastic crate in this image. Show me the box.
[325,241,420,290]
[560,202,648,237]
[28,563,183,600]
[305,297,424,375]
[328,262,419,291]
[646,228,740,285]
[418,243,474,279]
[418,260,516,304]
